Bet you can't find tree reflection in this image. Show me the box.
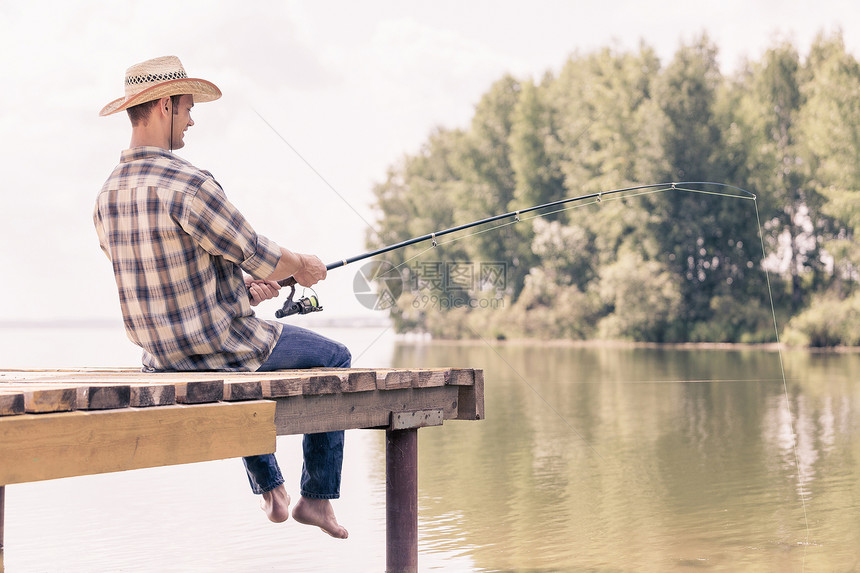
[392,342,858,571]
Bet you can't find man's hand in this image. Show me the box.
[245,278,281,306]
[266,248,327,286]
[293,254,327,287]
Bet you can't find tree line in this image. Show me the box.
[367,32,860,346]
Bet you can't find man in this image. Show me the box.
[94,56,348,538]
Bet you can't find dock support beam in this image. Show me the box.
[1,485,5,572]
[386,428,418,573]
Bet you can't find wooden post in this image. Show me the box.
[386,428,418,573]
[1,485,5,573]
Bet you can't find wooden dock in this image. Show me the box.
[0,367,484,572]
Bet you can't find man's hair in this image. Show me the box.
[127,95,183,126]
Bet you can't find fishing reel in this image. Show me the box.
[275,283,324,318]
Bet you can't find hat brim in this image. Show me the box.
[99,78,222,116]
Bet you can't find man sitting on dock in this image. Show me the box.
[93,56,349,539]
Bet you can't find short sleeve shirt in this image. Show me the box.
[94,146,284,371]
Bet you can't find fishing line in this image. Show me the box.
[255,107,807,549]
[754,197,811,560]
[364,182,812,561]
[359,183,755,458]
[254,109,378,235]
[256,103,810,555]
[565,377,795,385]
[351,325,394,364]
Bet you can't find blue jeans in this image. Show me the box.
[242,323,351,498]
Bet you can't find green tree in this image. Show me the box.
[453,75,528,299]
[548,43,664,193]
[647,35,769,340]
[734,42,824,311]
[367,33,860,346]
[367,128,473,331]
[505,218,600,339]
[509,78,565,209]
[821,188,860,296]
[797,32,860,296]
[596,251,682,341]
[783,32,860,346]
[545,45,665,280]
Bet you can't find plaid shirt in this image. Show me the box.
[94,147,284,371]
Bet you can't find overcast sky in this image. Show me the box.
[0,0,856,326]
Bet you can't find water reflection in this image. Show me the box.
[395,343,858,572]
[2,325,857,572]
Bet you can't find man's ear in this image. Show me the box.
[158,96,172,117]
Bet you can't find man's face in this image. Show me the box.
[170,94,195,150]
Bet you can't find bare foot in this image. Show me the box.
[292,497,349,539]
[261,485,291,523]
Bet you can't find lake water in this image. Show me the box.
[1,324,858,572]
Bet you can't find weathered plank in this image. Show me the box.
[0,385,77,414]
[174,379,224,404]
[0,367,483,425]
[308,369,377,392]
[35,380,173,408]
[343,370,377,392]
[0,379,175,410]
[0,401,276,485]
[446,368,475,386]
[376,370,418,390]
[74,385,129,410]
[303,373,344,395]
[0,393,24,417]
[455,369,484,421]
[129,384,176,407]
[261,376,303,398]
[273,386,460,435]
[223,379,263,401]
[416,369,447,388]
[390,409,444,430]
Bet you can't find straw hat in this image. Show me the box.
[100,56,221,116]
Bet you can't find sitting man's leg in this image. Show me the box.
[242,453,290,523]
[243,323,351,538]
[292,430,348,538]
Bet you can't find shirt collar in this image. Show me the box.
[120,146,179,164]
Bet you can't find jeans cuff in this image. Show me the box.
[300,490,340,500]
[254,478,285,495]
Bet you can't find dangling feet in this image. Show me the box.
[292,497,349,539]
[260,484,291,523]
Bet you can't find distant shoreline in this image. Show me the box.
[0,318,123,329]
[0,316,392,330]
[395,335,860,353]
[2,319,856,352]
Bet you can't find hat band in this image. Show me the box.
[125,70,188,86]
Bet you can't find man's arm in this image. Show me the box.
[265,247,327,287]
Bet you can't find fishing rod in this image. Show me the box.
[273,181,756,318]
